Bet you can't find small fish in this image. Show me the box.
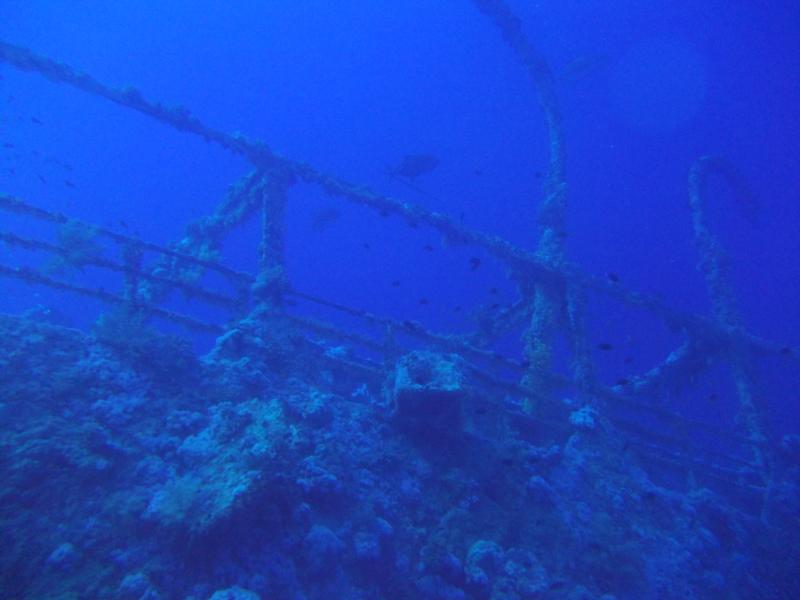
[469,257,481,271]
[624,356,634,365]
[519,359,531,368]
[64,180,76,189]
[597,342,613,351]
[559,53,608,83]
[418,298,429,305]
[616,378,630,386]
[2,143,13,149]
[402,320,419,331]
[779,346,793,356]
[490,303,500,310]
[423,244,434,252]
[311,206,340,232]
[407,220,419,229]
[37,174,46,184]
[379,209,390,218]
[453,305,463,313]
[391,280,400,287]
[390,154,440,180]
[473,168,484,176]
[119,220,129,229]
[534,171,543,179]
[606,272,620,283]
[31,117,43,125]
[362,242,371,250]
[489,287,498,294]
[285,299,298,307]
[708,393,719,403]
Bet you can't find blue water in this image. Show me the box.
[1,2,798,599]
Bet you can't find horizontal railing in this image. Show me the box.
[0,192,773,495]
[1,13,787,515]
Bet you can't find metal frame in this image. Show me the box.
[1,0,794,516]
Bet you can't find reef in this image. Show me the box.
[1,313,798,599]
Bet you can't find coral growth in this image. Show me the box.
[0,314,797,599]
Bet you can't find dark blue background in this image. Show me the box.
[1,1,798,434]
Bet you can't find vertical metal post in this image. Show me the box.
[253,170,291,308]
[122,240,144,308]
[472,0,594,410]
[688,157,771,497]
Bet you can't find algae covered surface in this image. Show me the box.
[1,314,798,599]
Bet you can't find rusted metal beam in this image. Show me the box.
[0,193,250,282]
[0,263,222,333]
[1,43,794,370]
[0,230,239,308]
